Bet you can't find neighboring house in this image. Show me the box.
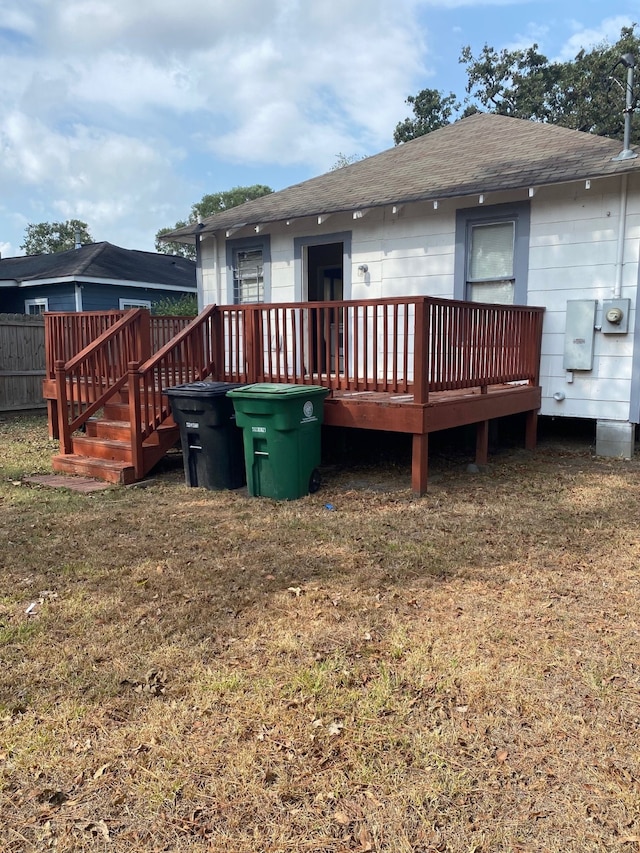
[0,242,196,315]
[167,113,640,458]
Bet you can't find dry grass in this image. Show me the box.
[1,413,639,852]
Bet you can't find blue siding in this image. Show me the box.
[81,283,194,311]
[0,285,76,313]
[0,280,195,314]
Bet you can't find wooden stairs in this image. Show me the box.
[51,386,181,485]
[45,306,219,485]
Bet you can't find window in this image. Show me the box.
[119,298,151,310]
[233,247,264,304]
[25,297,48,314]
[226,236,270,304]
[454,202,530,305]
[467,221,515,304]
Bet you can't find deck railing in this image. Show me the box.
[217,296,544,402]
[53,309,150,452]
[44,311,192,381]
[45,297,544,473]
[128,304,219,477]
[46,310,195,448]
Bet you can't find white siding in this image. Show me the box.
[199,174,640,425]
[529,175,640,421]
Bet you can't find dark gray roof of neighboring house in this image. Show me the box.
[166,113,640,241]
[0,241,196,287]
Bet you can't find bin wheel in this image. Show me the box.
[309,468,321,493]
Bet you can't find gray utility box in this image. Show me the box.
[601,299,630,334]
[564,300,596,370]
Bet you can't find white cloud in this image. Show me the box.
[200,1,429,169]
[557,15,634,62]
[0,111,192,250]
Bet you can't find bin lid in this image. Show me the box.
[226,382,329,398]
[164,381,248,397]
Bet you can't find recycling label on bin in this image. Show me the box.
[252,426,267,433]
[301,400,317,423]
[186,422,199,429]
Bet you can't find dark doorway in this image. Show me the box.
[306,242,343,302]
[306,242,344,374]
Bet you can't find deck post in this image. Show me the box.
[476,419,489,466]
[525,409,538,450]
[128,361,144,479]
[54,359,72,454]
[138,309,152,363]
[47,400,59,440]
[411,432,429,495]
[245,310,262,383]
[211,307,224,381]
[413,299,429,404]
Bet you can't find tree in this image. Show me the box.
[394,23,640,145]
[21,220,93,255]
[156,185,274,259]
[394,88,461,144]
[331,152,364,170]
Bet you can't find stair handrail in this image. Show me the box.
[55,309,149,453]
[128,304,219,477]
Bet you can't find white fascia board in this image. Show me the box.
[16,275,196,292]
[0,280,19,287]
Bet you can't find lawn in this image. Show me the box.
[1,413,639,852]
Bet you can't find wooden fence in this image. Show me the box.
[0,314,46,412]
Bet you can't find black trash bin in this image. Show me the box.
[164,381,247,490]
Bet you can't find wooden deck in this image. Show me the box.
[325,382,540,492]
[43,297,544,493]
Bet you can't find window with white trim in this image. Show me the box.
[119,298,152,310]
[233,247,264,304]
[467,221,515,304]
[25,297,48,315]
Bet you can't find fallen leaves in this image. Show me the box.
[74,820,110,840]
[496,749,509,764]
[120,668,167,696]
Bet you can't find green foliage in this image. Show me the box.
[395,23,640,144]
[152,293,198,316]
[394,88,460,144]
[154,220,192,260]
[20,220,93,255]
[156,185,274,259]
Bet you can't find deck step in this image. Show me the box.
[72,435,133,463]
[52,454,136,485]
[85,418,131,441]
[143,421,180,448]
[102,401,131,420]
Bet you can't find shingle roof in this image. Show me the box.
[166,113,640,241]
[0,242,196,287]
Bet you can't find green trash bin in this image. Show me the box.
[227,383,330,500]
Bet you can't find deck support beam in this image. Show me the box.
[475,419,489,466]
[411,433,429,496]
[47,399,59,440]
[525,409,538,450]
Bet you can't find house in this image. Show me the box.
[166,112,640,459]
[0,242,196,315]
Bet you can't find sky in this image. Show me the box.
[0,0,636,258]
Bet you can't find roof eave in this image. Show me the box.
[168,152,640,240]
